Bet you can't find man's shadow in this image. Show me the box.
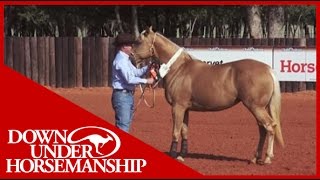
[165,152,250,163]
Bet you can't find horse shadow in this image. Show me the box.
[164,152,250,163]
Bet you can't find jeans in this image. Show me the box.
[111,90,134,133]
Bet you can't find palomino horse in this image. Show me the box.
[132,27,284,165]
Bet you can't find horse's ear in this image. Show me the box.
[145,26,154,34]
[140,26,154,39]
[140,30,146,39]
[148,26,154,33]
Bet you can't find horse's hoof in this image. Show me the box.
[264,157,272,164]
[250,158,257,164]
[257,160,265,165]
[250,157,264,165]
[176,156,185,162]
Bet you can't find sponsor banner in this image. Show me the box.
[185,47,273,67]
[274,48,307,81]
[273,48,316,82]
[185,48,316,82]
[306,49,317,82]
[0,66,202,178]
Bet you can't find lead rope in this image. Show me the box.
[138,83,156,107]
[132,62,161,118]
[132,83,157,119]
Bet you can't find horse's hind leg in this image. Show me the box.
[251,125,267,165]
[251,107,276,164]
[180,110,189,158]
[264,133,275,164]
[169,104,187,158]
[250,107,276,135]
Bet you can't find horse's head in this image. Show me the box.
[132,26,158,66]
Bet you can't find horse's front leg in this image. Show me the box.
[169,104,186,158]
[180,110,189,158]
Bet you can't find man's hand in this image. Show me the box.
[150,68,158,80]
[146,78,155,84]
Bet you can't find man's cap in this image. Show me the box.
[113,33,139,46]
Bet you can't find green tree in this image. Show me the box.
[4,5,315,39]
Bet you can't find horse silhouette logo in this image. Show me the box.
[67,126,121,158]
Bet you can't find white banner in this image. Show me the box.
[185,47,316,82]
[273,48,316,82]
[306,49,316,82]
[185,47,273,67]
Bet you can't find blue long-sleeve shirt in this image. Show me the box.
[112,51,148,91]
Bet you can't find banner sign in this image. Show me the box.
[273,48,316,82]
[185,48,316,82]
[186,47,273,67]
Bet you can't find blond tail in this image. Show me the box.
[269,70,285,147]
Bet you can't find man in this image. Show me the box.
[111,33,154,133]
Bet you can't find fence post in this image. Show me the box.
[25,37,31,79]
[232,39,240,46]
[101,37,109,87]
[171,37,184,46]
[68,37,76,88]
[253,39,261,47]
[13,37,20,74]
[108,37,115,87]
[292,82,300,92]
[184,38,191,46]
[49,37,56,87]
[226,38,232,46]
[191,37,199,45]
[5,37,13,68]
[83,37,90,87]
[89,37,97,87]
[299,81,306,91]
[211,38,219,46]
[45,37,50,86]
[75,37,82,87]
[55,37,63,88]
[96,38,103,87]
[38,37,45,85]
[30,37,38,83]
[19,37,26,76]
[198,38,207,46]
[285,81,293,93]
[62,37,69,88]
[306,82,315,90]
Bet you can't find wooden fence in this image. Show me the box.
[5,37,116,88]
[4,36,316,92]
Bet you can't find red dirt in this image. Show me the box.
[50,87,316,176]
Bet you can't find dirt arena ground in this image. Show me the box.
[50,87,316,176]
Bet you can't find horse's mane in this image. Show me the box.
[154,32,196,62]
[154,33,180,49]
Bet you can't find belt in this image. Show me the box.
[114,89,134,94]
